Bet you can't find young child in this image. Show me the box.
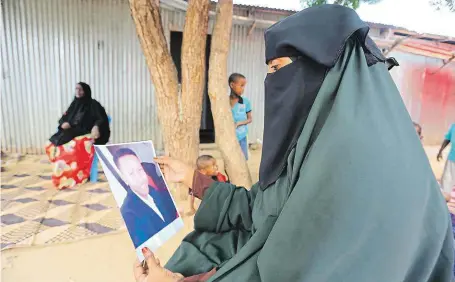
[188,155,227,215]
[413,122,423,141]
[229,73,252,160]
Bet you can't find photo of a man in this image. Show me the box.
[112,148,178,248]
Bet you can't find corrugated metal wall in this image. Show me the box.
[1,0,164,153]
[1,0,268,154]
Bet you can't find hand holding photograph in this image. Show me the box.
[94,141,183,261]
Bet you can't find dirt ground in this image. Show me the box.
[0,146,446,282]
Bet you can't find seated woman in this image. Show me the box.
[134,5,453,282]
[45,82,110,189]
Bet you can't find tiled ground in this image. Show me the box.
[1,154,126,250]
[0,146,444,253]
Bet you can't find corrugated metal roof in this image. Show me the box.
[229,2,297,13]
[184,0,297,13]
[203,1,455,44]
[367,21,404,30]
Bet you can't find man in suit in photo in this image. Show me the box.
[113,148,178,248]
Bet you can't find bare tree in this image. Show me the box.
[129,0,210,201]
[208,0,253,188]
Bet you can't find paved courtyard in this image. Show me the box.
[0,146,446,282]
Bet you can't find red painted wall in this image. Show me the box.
[409,68,455,145]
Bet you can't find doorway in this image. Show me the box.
[170,31,215,143]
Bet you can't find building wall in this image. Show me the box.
[389,51,455,145]
[2,0,453,154]
[1,0,268,154]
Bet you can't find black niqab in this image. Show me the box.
[259,4,391,188]
[49,82,110,146]
[65,82,93,126]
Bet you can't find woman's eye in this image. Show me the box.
[267,64,281,74]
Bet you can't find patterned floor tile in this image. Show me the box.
[13,173,30,177]
[83,203,109,211]
[78,222,114,234]
[48,199,74,206]
[1,185,17,189]
[38,175,52,180]
[100,195,117,209]
[1,242,13,249]
[45,226,96,244]
[1,221,44,248]
[14,197,38,204]
[14,202,52,220]
[25,186,46,191]
[1,214,26,225]
[1,154,124,251]
[60,187,78,193]
[97,209,125,230]
[35,217,69,227]
[87,188,109,194]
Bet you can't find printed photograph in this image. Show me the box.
[94,141,183,260]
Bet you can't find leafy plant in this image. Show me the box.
[430,0,454,11]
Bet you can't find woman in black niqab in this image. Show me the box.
[49,82,110,146]
[136,5,453,282]
[46,82,110,190]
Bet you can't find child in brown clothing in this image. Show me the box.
[188,155,227,215]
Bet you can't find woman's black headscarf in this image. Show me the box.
[64,82,93,126]
[259,5,396,188]
[49,82,110,146]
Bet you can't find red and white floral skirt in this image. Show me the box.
[45,134,94,189]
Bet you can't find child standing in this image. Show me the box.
[188,155,228,215]
[413,122,423,141]
[229,73,252,160]
[438,123,455,194]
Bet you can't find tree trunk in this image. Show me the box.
[129,0,209,202]
[179,0,210,198]
[208,0,253,188]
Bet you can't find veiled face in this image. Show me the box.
[75,84,85,98]
[267,57,293,73]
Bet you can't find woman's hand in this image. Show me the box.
[134,248,184,282]
[61,122,71,130]
[154,156,194,188]
[91,126,100,139]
